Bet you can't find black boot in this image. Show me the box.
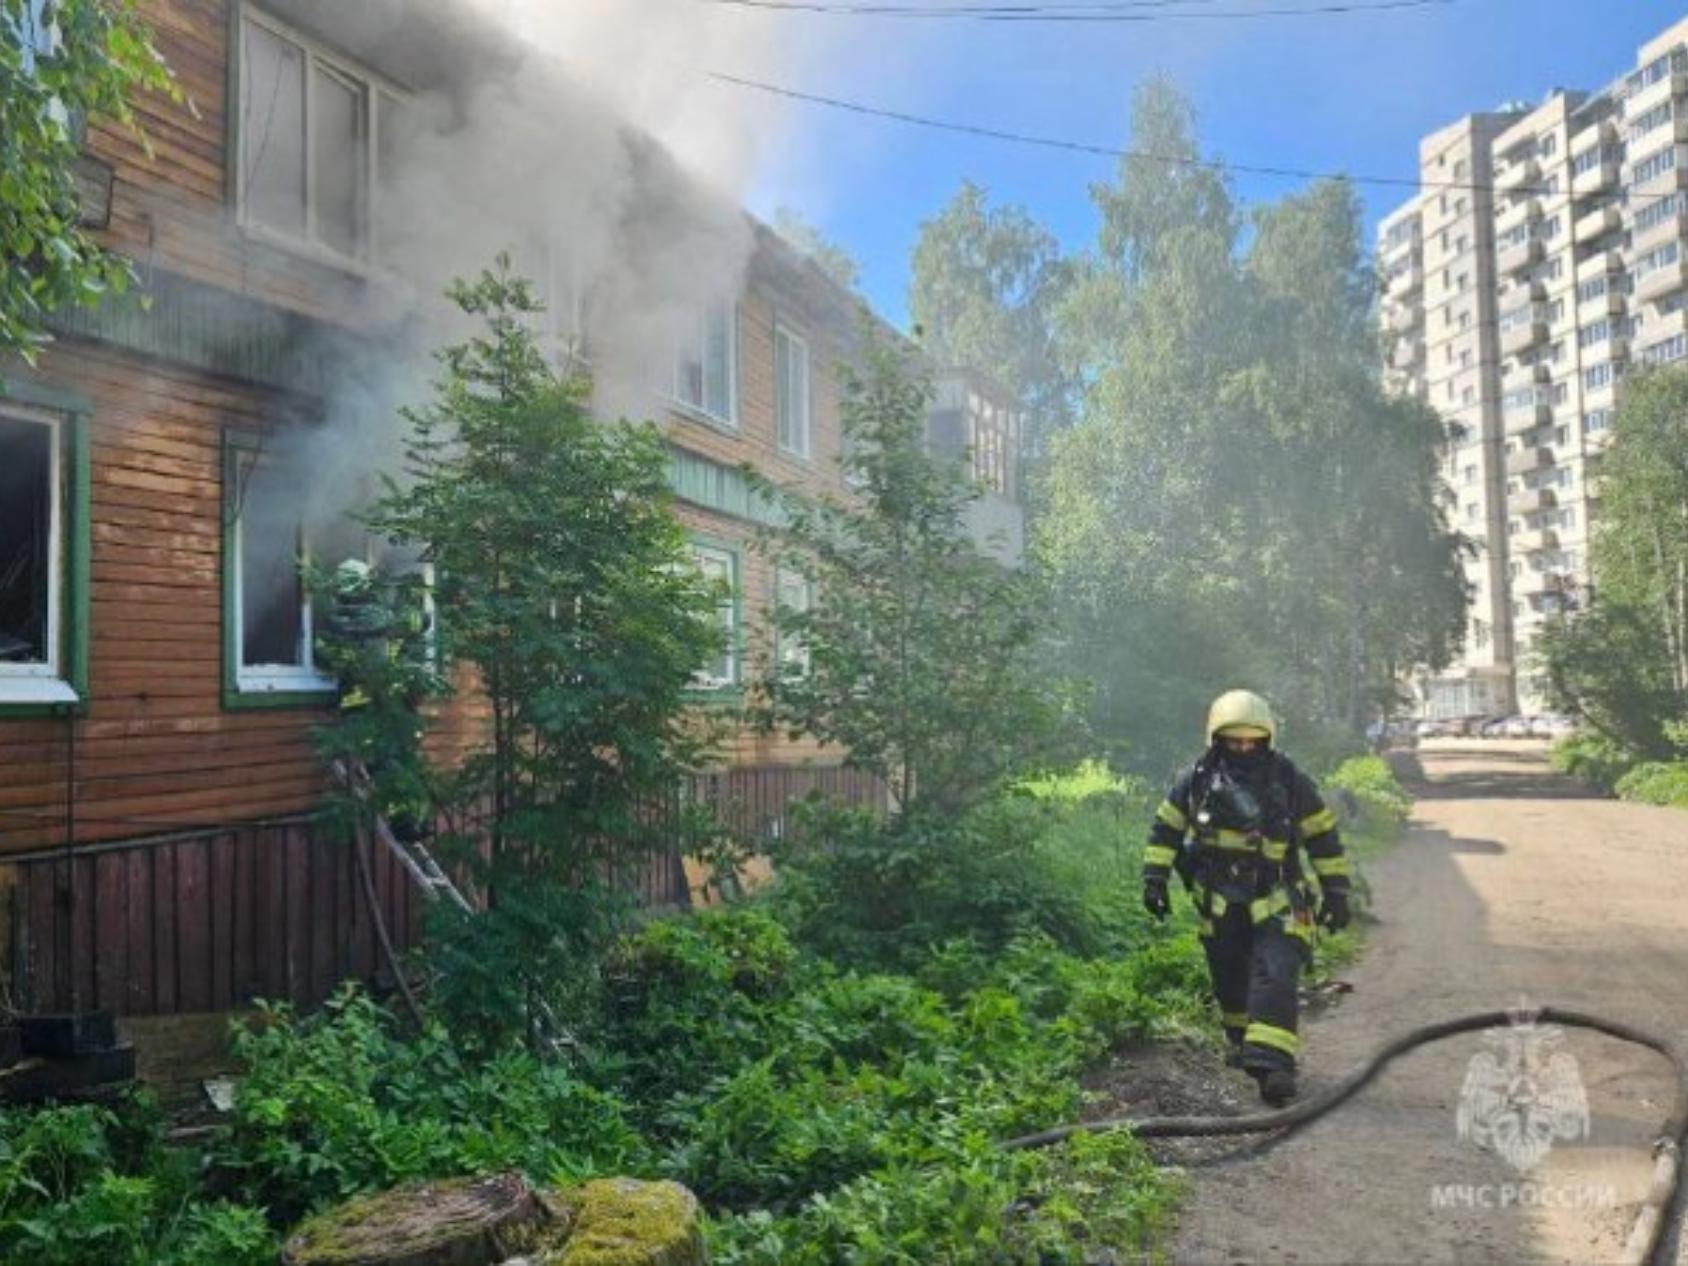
[1258,1067,1297,1107]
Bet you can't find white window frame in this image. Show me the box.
[773,567,813,678]
[0,405,76,705]
[236,4,408,269]
[774,321,812,460]
[668,300,739,428]
[228,443,335,697]
[688,542,739,691]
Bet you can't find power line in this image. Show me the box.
[705,70,1679,206]
[705,0,1455,19]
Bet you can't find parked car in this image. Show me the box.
[1416,719,1448,738]
[1542,714,1578,738]
[1528,715,1556,738]
[1503,716,1535,738]
[1480,716,1515,737]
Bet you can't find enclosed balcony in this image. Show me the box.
[1386,261,1423,299]
[1503,400,1553,435]
[1497,235,1544,276]
[1571,155,1621,197]
[1496,196,1543,236]
[1498,303,1549,356]
[1387,302,1422,334]
[1508,486,1558,515]
[1573,202,1622,245]
[1514,527,1561,555]
[1496,156,1541,193]
[1506,445,1554,476]
[1635,257,1688,304]
[1390,338,1424,371]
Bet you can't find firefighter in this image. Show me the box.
[1139,689,1352,1106]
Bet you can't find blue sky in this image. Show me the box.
[725,0,1688,329]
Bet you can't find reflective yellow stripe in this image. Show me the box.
[1157,800,1188,832]
[1261,839,1288,861]
[1300,808,1339,837]
[1198,918,1215,937]
[1287,919,1317,945]
[1249,890,1292,923]
[1145,844,1179,868]
[1207,830,1289,858]
[1222,1011,1249,1027]
[1245,1021,1300,1056]
[1209,892,1228,917]
[1310,855,1350,877]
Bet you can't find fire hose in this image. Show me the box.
[1002,1007,1688,1266]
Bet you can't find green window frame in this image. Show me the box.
[686,534,742,697]
[0,382,90,718]
[221,429,337,710]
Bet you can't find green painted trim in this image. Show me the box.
[0,376,93,414]
[226,3,242,216]
[219,429,334,712]
[666,445,789,529]
[684,532,745,698]
[46,270,373,397]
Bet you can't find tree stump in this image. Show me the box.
[540,1178,704,1266]
[281,1172,543,1266]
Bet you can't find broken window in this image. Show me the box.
[689,542,738,690]
[226,440,333,697]
[239,8,399,263]
[0,411,58,679]
[672,300,737,425]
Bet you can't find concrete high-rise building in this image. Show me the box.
[1379,14,1688,717]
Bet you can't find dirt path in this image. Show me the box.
[1165,740,1688,1266]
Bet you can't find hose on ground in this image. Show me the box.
[1002,1007,1688,1266]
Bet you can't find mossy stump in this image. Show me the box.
[280,1172,542,1266]
[537,1179,704,1266]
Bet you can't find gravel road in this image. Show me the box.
[1170,739,1688,1266]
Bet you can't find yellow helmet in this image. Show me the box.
[1207,689,1276,746]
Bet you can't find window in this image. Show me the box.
[0,402,87,707]
[1461,386,1476,406]
[1642,333,1688,366]
[1538,134,1557,158]
[238,7,404,263]
[1586,408,1612,433]
[773,322,811,459]
[1464,502,1479,523]
[1632,145,1679,185]
[773,568,812,677]
[223,434,335,701]
[688,542,738,690]
[1577,274,1609,304]
[1630,99,1674,141]
[670,299,738,426]
[1463,464,1477,485]
[1584,361,1616,391]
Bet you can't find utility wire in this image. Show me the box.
[705,0,1455,19]
[705,70,1680,206]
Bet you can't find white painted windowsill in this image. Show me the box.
[0,677,81,705]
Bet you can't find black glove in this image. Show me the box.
[1142,875,1171,922]
[1319,890,1351,932]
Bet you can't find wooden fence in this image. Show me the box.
[2,764,882,1018]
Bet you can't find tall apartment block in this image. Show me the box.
[1379,14,1688,718]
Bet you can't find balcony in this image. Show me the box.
[1514,527,1561,555]
[1390,338,1424,371]
[1573,202,1622,245]
[1517,568,1576,599]
[1571,156,1621,197]
[1386,301,1422,334]
[1506,445,1554,476]
[1628,146,1688,198]
[1575,247,1625,283]
[1577,286,1626,321]
[1503,401,1553,435]
[1629,208,1688,257]
[1498,304,1549,356]
[1509,486,1558,514]
[1496,156,1541,193]
[1386,261,1423,299]
[1625,69,1688,127]
[1496,196,1542,236]
[1635,257,1688,304]
[1497,235,1544,276]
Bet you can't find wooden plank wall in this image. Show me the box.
[7,818,420,1016]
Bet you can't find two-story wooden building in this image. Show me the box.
[1,0,909,1022]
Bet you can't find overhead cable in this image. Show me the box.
[705,0,1455,21]
[705,70,1680,206]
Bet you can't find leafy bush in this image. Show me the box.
[1325,754,1412,829]
[1550,732,1639,793]
[213,987,649,1223]
[0,1097,272,1266]
[1613,761,1688,808]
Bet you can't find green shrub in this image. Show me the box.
[0,1097,272,1266]
[1551,732,1640,793]
[214,987,649,1222]
[1325,754,1411,825]
[1614,761,1688,808]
